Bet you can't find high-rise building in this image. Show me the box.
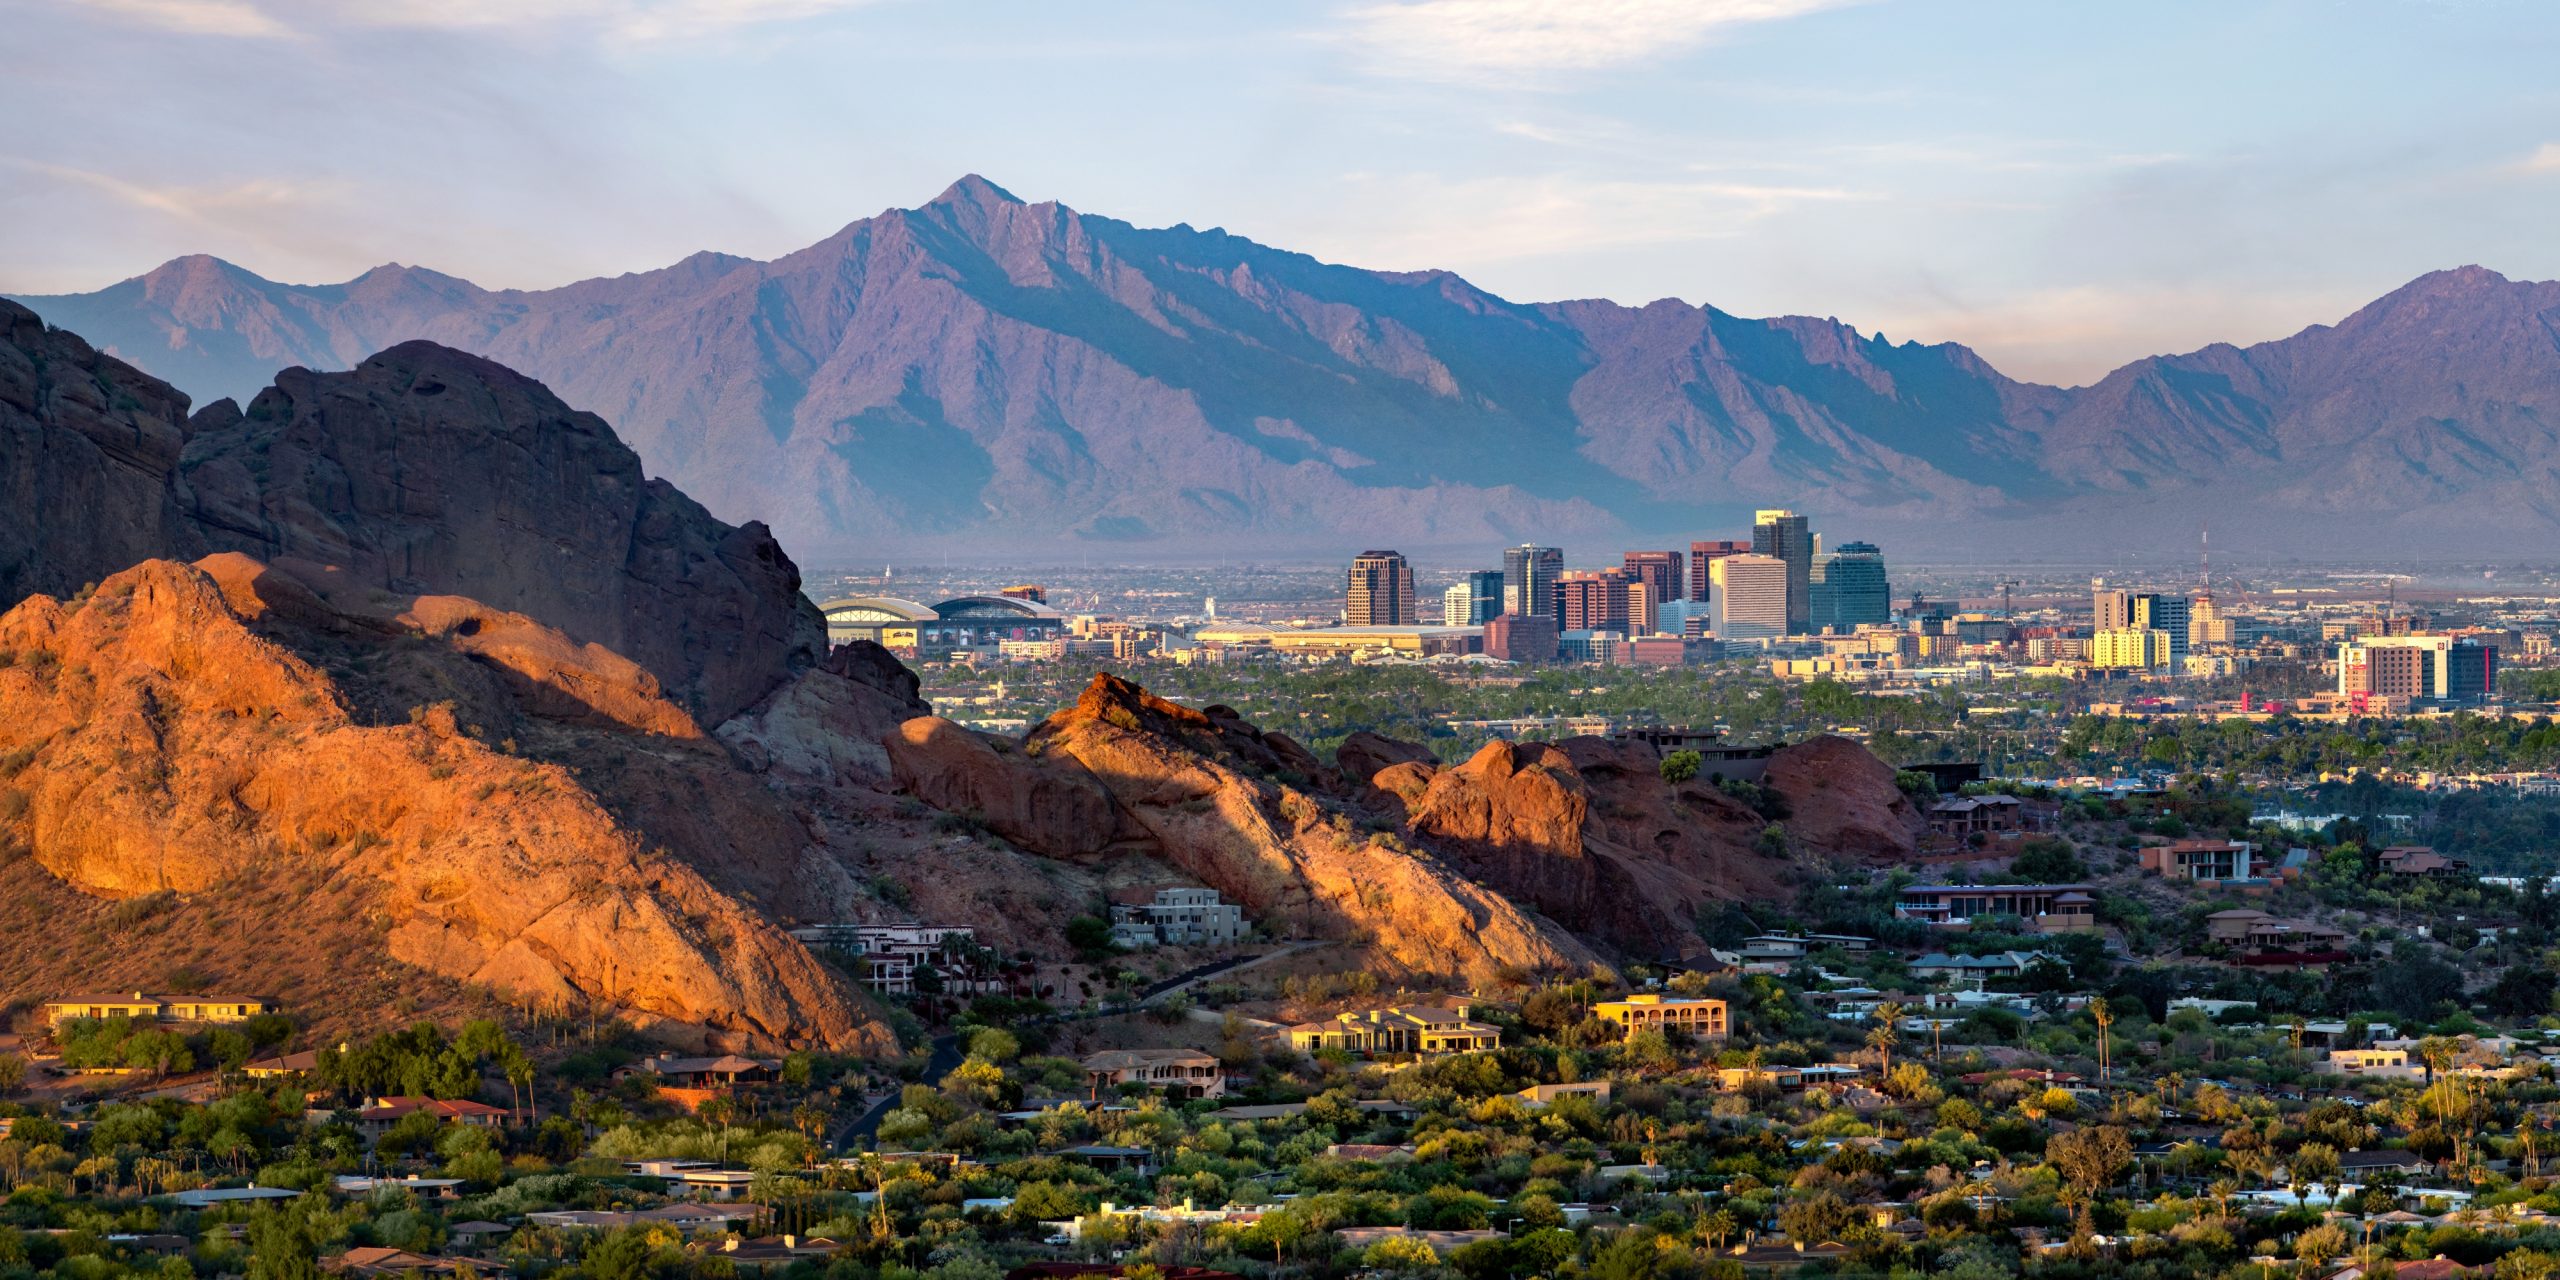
[2092,628,2172,670]
[1503,545,1564,623]
[2190,592,2236,647]
[1441,582,1474,628]
[1447,569,1503,625]
[2093,586,2192,666]
[1810,541,1890,632]
[1621,551,1685,606]
[1483,613,1560,663]
[2338,636,2499,706]
[1559,570,1634,635]
[1625,581,1657,637]
[1345,550,1416,626]
[1709,554,1790,640]
[1689,540,1748,602]
[1752,510,1814,633]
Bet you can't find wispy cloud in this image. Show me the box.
[2510,142,2560,174]
[1338,0,1870,81]
[73,0,881,41]
[1302,171,1870,270]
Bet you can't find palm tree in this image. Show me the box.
[2090,997,2115,1083]
[1868,1004,1904,1077]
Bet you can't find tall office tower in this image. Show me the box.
[1621,550,1685,607]
[1689,539,1749,602]
[1345,549,1416,626]
[2135,595,2192,666]
[1503,545,1565,622]
[1625,582,1656,637]
[1454,569,1503,624]
[1810,541,1892,631]
[1441,582,1474,627]
[2094,585,2134,632]
[1559,570,1634,635]
[1751,509,1814,633]
[1709,554,1791,640]
[2191,592,2237,647]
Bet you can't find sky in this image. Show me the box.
[3,0,2557,385]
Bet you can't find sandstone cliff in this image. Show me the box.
[0,556,888,1052]
[1346,731,1920,960]
[885,674,1595,984]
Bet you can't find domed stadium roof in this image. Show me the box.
[818,596,939,623]
[932,595,1065,620]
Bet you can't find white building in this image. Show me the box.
[788,924,991,995]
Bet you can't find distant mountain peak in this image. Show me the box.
[927,173,1024,209]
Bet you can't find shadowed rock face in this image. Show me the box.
[1349,731,1921,961]
[0,301,824,726]
[177,341,824,725]
[0,557,887,1052]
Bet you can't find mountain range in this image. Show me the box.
[18,175,2560,561]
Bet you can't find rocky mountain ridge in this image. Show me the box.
[17,178,2560,555]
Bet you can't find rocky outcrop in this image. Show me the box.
[0,306,823,725]
[719,641,935,787]
[0,300,199,604]
[176,342,823,724]
[1759,734,1926,860]
[987,675,1593,983]
[1376,731,1919,960]
[0,557,887,1052]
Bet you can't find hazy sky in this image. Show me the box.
[4,0,2556,384]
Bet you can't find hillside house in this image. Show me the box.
[1080,1049,1225,1100]
[1897,883,2098,933]
[1285,1004,1501,1057]
[2378,846,2470,878]
[2141,838,2259,883]
[1107,886,1248,948]
[347,1097,509,1144]
[43,993,271,1028]
[1593,994,1729,1039]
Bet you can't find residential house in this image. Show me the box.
[1284,1004,1501,1057]
[786,924,994,995]
[1926,795,2027,838]
[244,1050,320,1079]
[1080,1049,1226,1100]
[2140,838,2259,883]
[1107,887,1249,948]
[323,1247,493,1278]
[2378,846,2471,878]
[2220,915,2351,966]
[1908,951,2060,985]
[43,993,271,1029]
[348,1097,509,1144]
[1896,883,2098,933]
[1516,1082,1613,1107]
[615,1055,780,1088]
[2317,1049,2421,1079]
[1592,994,1729,1039]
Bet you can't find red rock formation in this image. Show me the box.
[0,557,887,1052]
[924,675,1596,983]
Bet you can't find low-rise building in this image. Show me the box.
[1284,1004,1501,1057]
[2317,1048,2420,1079]
[1908,951,2060,985]
[1107,886,1248,948]
[1515,1081,1613,1107]
[1081,1049,1226,1100]
[1592,994,1729,1039]
[787,924,994,995]
[346,1097,510,1144]
[2140,838,2259,882]
[2377,846,2471,877]
[43,993,271,1028]
[1897,883,2098,933]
